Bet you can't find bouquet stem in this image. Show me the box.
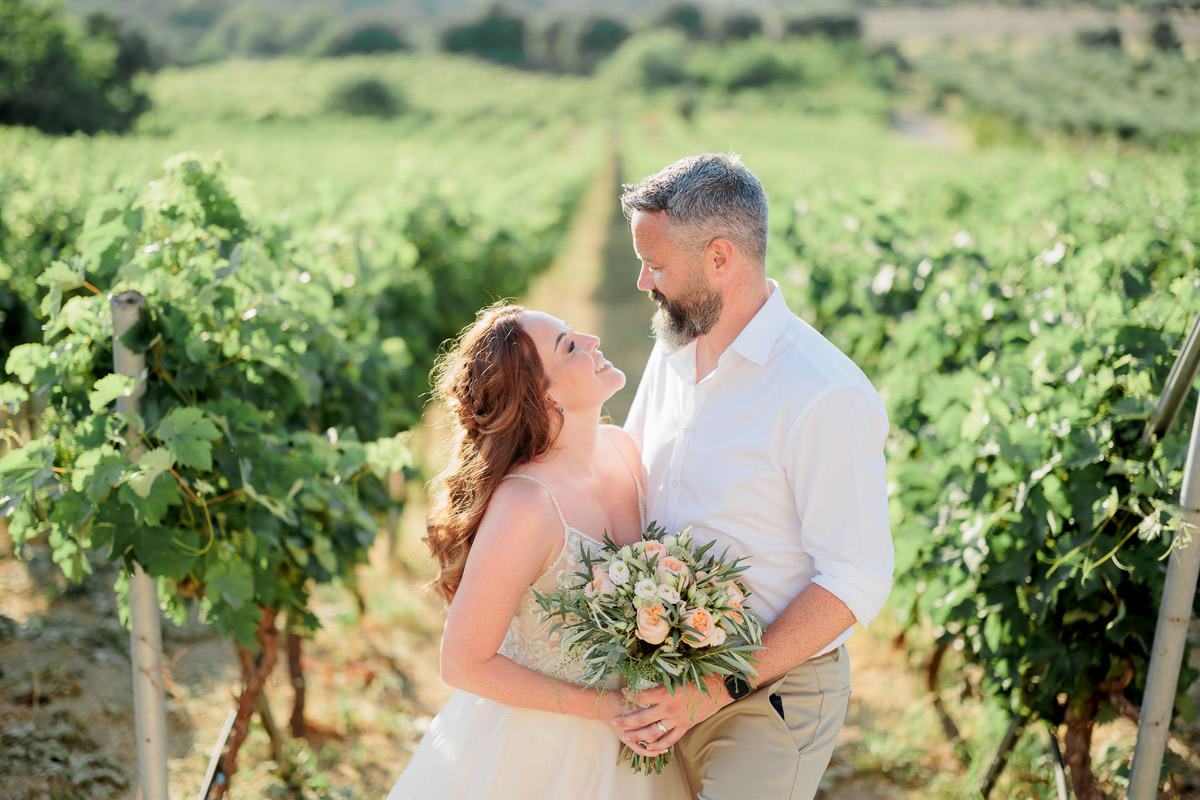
[618,677,674,775]
[618,742,673,775]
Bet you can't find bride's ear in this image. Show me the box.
[548,397,564,414]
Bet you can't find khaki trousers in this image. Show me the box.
[675,646,851,800]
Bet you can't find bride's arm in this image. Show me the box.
[438,478,626,724]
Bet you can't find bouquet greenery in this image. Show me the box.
[535,522,763,774]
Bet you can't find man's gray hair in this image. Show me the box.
[620,153,768,267]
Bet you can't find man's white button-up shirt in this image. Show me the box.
[624,282,894,655]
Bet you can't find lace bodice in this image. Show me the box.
[497,526,601,686]
[496,450,645,687]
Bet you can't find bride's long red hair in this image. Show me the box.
[424,303,561,604]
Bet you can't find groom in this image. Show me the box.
[616,153,894,799]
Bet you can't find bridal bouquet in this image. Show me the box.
[534,522,763,775]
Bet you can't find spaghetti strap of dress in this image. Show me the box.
[502,472,570,532]
[605,430,647,524]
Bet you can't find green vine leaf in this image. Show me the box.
[157,407,221,471]
[5,343,53,386]
[130,526,200,580]
[89,373,143,412]
[205,552,256,610]
[127,448,175,499]
[71,445,128,503]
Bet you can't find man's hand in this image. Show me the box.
[612,674,728,758]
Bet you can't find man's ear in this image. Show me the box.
[706,237,736,277]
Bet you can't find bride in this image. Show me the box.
[386,303,689,799]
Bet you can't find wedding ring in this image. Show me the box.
[637,740,648,748]
[655,721,669,736]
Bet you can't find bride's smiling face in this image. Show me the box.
[521,311,625,413]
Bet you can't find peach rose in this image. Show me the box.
[585,565,616,598]
[723,580,746,605]
[724,600,745,625]
[641,541,665,560]
[635,603,669,645]
[681,608,716,647]
[656,556,690,587]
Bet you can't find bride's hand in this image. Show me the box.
[614,676,725,757]
[596,689,638,741]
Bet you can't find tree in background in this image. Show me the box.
[716,10,764,43]
[167,0,230,29]
[0,0,151,134]
[1149,17,1183,52]
[86,13,160,76]
[539,14,630,73]
[325,21,410,56]
[578,17,630,68]
[782,11,862,41]
[326,77,407,116]
[653,2,705,40]
[441,4,527,66]
[1076,24,1123,49]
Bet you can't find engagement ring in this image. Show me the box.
[655,721,668,735]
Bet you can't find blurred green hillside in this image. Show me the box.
[60,0,1200,68]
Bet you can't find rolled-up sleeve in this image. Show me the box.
[788,383,894,628]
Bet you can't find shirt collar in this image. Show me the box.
[727,279,788,367]
[663,280,788,378]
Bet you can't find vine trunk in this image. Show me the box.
[210,607,280,800]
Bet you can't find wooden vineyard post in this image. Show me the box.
[1129,314,1200,800]
[978,711,1028,798]
[113,290,170,800]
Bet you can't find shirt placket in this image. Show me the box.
[663,373,696,523]
[664,366,720,523]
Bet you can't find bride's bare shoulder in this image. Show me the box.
[476,474,563,544]
[600,424,641,472]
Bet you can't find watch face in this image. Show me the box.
[725,675,751,700]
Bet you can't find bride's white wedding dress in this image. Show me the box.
[386,473,689,800]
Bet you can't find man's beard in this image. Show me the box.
[650,283,723,350]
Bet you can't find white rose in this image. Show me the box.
[709,626,727,646]
[657,584,681,604]
[608,561,631,586]
[634,578,658,599]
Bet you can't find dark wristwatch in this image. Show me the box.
[723,674,752,701]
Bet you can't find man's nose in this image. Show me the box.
[636,262,655,292]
